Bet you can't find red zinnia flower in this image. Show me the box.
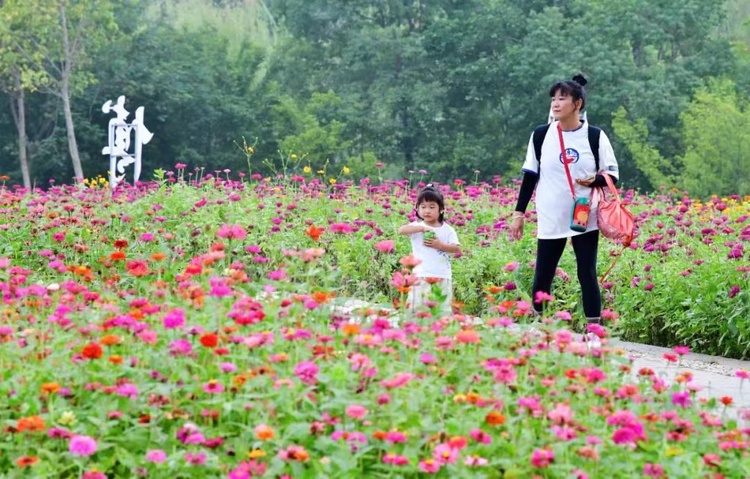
[81,342,103,360]
[199,333,219,348]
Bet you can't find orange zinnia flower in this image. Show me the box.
[100,334,121,346]
[40,382,60,395]
[305,225,324,242]
[16,456,39,467]
[16,415,45,433]
[109,251,126,261]
[254,424,275,441]
[311,291,335,304]
[341,323,360,336]
[485,411,506,426]
[108,355,123,364]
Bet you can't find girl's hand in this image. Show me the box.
[423,238,441,250]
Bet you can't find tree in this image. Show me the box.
[678,78,750,197]
[4,0,116,182]
[0,1,52,188]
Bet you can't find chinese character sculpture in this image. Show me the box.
[101,96,154,188]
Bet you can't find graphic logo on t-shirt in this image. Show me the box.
[559,148,580,164]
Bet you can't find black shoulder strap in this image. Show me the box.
[534,123,601,171]
[533,124,550,167]
[588,125,601,172]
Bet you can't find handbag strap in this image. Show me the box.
[556,123,578,200]
[601,172,622,204]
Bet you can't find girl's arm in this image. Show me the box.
[432,242,460,254]
[398,223,432,235]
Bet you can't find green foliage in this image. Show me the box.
[678,77,750,197]
[0,0,750,197]
[611,107,676,191]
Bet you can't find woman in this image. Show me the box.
[508,75,620,346]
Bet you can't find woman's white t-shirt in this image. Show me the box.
[521,121,620,239]
[407,221,460,279]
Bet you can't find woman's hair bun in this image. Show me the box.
[572,74,587,87]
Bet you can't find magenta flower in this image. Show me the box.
[294,361,319,385]
[672,391,692,408]
[729,285,741,298]
[530,448,554,468]
[163,308,186,329]
[673,346,690,356]
[69,435,98,456]
[146,449,167,463]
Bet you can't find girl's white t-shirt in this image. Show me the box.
[521,121,620,239]
[407,221,460,279]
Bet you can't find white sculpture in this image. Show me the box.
[101,95,154,188]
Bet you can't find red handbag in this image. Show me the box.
[595,172,635,246]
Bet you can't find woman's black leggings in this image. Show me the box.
[532,230,601,318]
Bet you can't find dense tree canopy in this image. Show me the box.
[0,0,749,197]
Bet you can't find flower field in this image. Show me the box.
[0,173,748,478]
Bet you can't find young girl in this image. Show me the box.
[398,184,461,313]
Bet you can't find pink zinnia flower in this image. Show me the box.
[530,448,554,468]
[185,452,206,465]
[418,459,441,473]
[203,380,225,394]
[375,240,395,253]
[384,431,407,444]
[464,455,488,466]
[432,443,459,464]
[643,463,665,477]
[69,435,98,456]
[146,449,167,463]
[383,453,409,466]
[345,404,367,420]
[469,429,492,444]
[216,223,247,240]
[380,372,416,389]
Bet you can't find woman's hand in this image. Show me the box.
[575,175,596,187]
[508,215,524,241]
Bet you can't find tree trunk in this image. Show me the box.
[14,71,30,189]
[58,1,84,182]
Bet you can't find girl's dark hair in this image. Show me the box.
[549,74,587,111]
[415,184,445,223]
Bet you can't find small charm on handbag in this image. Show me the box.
[557,124,592,233]
[570,197,590,232]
